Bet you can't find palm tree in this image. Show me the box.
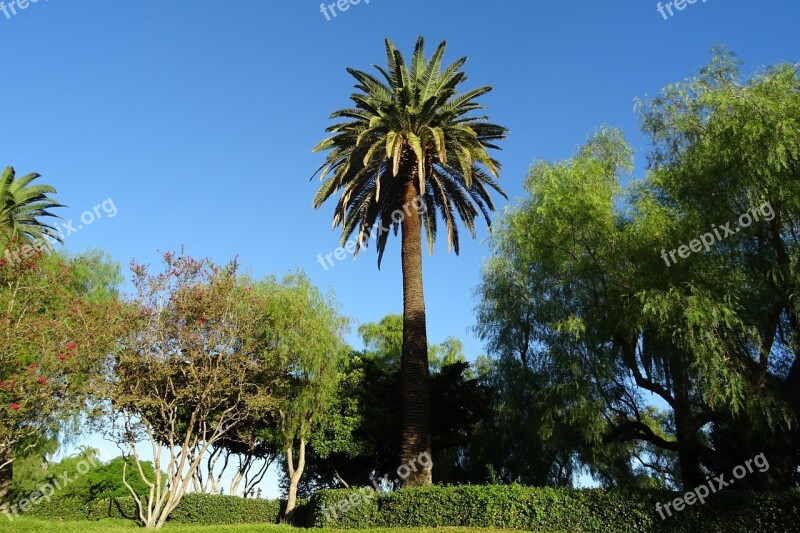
[0,166,64,246]
[312,37,507,485]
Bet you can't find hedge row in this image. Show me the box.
[307,484,800,532]
[22,495,90,522]
[25,486,800,530]
[28,493,302,525]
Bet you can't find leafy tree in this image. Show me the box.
[312,37,508,485]
[359,314,403,368]
[11,452,161,502]
[428,360,493,485]
[475,51,800,491]
[0,250,123,505]
[281,352,398,497]
[0,167,64,245]
[475,125,710,490]
[86,456,160,500]
[635,49,800,489]
[105,253,285,529]
[261,273,349,519]
[8,442,60,500]
[429,336,467,372]
[9,448,100,503]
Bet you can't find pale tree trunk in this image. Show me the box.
[199,446,228,494]
[0,448,12,505]
[333,470,349,488]
[191,468,203,494]
[229,470,244,496]
[120,410,228,529]
[283,439,306,522]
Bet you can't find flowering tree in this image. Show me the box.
[106,253,285,529]
[0,245,124,504]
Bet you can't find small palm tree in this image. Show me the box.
[312,37,507,485]
[0,166,64,245]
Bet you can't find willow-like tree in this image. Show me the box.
[261,272,348,520]
[312,37,507,485]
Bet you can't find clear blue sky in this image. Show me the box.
[2,0,798,491]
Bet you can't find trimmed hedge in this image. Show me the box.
[307,485,800,532]
[88,493,284,524]
[25,496,90,521]
[29,486,800,530]
[29,493,306,525]
[87,495,138,521]
[154,493,284,524]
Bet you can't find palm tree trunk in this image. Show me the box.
[399,179,432,486]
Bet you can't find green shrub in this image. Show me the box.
[85,457,161,500]
[308,487,380,528]
[25,496,90,521]
[165,494,283,524]
[87,493,307,525]
[87,495,138,521]
[307,485,800,532]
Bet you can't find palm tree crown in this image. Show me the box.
[0,166,64,245]
[312,37,508,265]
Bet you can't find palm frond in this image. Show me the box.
[0,166,65,245]
[312,37,508,265]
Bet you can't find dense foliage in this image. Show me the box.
[27,493,298,525]
[0,248,123,502]
[475,50,800,490]
[308,485,800,532]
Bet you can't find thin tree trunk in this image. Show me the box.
[229,470,244,496]
[333,469,349,488]
[284,439,306,521]
[0,448,12,505]
[243,457,272,497]
[399,178,432,486]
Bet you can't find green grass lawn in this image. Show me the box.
[0,518,518,533]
